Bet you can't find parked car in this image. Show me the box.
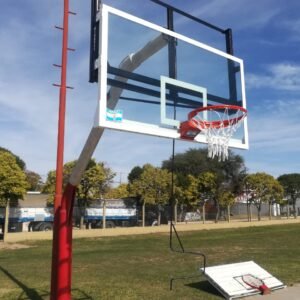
[184,211,201,222]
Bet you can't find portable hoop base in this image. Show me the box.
[201,261,285,300]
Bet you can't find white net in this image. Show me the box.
[193,106,246,161]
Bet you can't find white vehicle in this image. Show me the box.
[184,211,201,222]
[0,199,138,232]
[0,207,54,232]
[83,200,137,228]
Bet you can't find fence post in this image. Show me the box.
[3,199,10,242]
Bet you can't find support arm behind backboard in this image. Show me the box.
[107,33,168,110]
[70,19,168,186]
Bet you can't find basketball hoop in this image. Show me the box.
[242,274,271,295]
[180,105,247,161]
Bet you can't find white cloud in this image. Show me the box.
[242,97,300,177]
[247,63,300,91]
[0,1,95,177]
[171,0,280,30]
[1,0,299,184]
[248,98,300,152]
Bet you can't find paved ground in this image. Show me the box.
[247,284,300,300]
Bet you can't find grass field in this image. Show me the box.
[0,223,300,299]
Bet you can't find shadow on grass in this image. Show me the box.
[0,266,93,300]
[186,280,223,298]
[0,266,47,300]
[70,289,94,300]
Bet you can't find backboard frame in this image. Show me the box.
[94,4,249,150]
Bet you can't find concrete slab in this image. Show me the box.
[247,284,300,300]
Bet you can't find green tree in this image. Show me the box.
[218,191,235,222]
[185,173,217,204]
[42,170,56,203]
[42,160,83,202]
[268,180,284,219]
[0,151,28,204]
[162,148,211,176]
[25,170,43,191]
[43,159,112,202]
[128,166,143,184]
[162,148,246,191]
[43,159,115,228]
[77,163,108,202]
[129,164,171,226]
[162,148,246,221]
[78,162,114,228]
[278,173,300,218]
[185,172,217,223]
[244,173,283,221]
[0,151,28,240]
[0,147,26,170]
[171,183,185,223]
[105,183,129,199]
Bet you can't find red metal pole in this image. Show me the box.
[55,0,69,212]
[51,0,72,299]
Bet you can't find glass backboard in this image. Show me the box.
[95,4,248,150]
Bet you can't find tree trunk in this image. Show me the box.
[257,204,261,221]
[174,200,178,224]
[157,205,161,226]
[179,204,184,222]
[227,205,231,223]
[293,201,297,219]
[215,200,220,223]
[3,199,10,242]
[102,199,106,229]
[279,204,283,218]
[142,202,145,227]
[247,201,250,222]
[80,202,87,230]
[269,202,272,220]
[287,201,290,219]
[80,215,85,229]
[247,201,252,222]
[202,203,206,224]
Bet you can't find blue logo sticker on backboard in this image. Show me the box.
[106,109,123,122]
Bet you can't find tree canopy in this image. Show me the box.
[105,183,129,199]
[25,170,43,191]
[128,166,143,184]
[162,148,246,195]
[0,147,26,170]
[129,164,171,206]
[0,151,28,206]
[244,172,283,220]
[43,159,115,206]
[185,172,217,206]
[278,173,300,217]
[128,164,172,226]
[278,173,300,199]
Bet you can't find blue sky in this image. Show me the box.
[1,0,300,183]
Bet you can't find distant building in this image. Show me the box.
[20,192,49,208]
